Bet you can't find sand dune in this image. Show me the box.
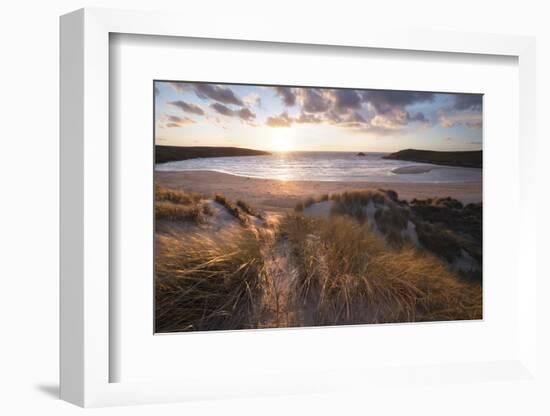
[155,170,482,214]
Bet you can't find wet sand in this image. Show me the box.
[391,165,434,174]
[156,170,482,213]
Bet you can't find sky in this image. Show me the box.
[154,81,483,153]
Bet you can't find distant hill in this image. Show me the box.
[384,149,482,168]
[156,145,271,164]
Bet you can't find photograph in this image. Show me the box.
[154,80,483,333]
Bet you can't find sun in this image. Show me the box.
[272,136,292,152]
[269,129,294,152]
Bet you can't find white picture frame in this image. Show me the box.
[60,7,539,408]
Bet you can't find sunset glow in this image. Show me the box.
[269,129,294,152]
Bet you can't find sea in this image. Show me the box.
[155,151,482,183]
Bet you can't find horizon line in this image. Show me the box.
[155,144,483,153]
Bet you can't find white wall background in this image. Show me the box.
[0,1,548,414]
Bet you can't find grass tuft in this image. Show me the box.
[155,201,205,224]
[278,214,481,326]
[374,206,409,247]
[236,199,263,220]
[215,194,249,224]
[155,228,266,332]
[303,197,317,209]
[155,185,209,224]
[155,184,201,205]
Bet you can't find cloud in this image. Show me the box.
[329,89,362,113]
[274,87,296,106]
[266,108,366,128]
[439,115,456,128]
[243,92,262,108]
[210,102,235,117]
[161,82,481,140]
[169,82,188,93]
[324,108,368,125]
[168,100,205,115]
[164,114,196,128]
[347,111,367,123]
[436,94,482,129]
[362,90,435,114]
[298,88,330,113]
[368,107,428,130]
[265,111,324,127]
[264,89,427,133]
[406,111,427,122]
[295,112,323,124]
[210,102,256,121]
[270,89,433,132]
[350,124,405,136]
[266,112,293,127]
[194,84,244,106]
[453,94,482,111]
[438,112,482,129]
[465,120,482,129]
[371,112,406,129]
[164,82,245,109]
[237,107,256,121]
[262,87,483,138]
[324,110,343,124]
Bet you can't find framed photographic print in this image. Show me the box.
[60,8,541,409]
[153,80,483,333]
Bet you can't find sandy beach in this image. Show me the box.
[155,170,482,213]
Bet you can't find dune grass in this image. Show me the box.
[374,206,410,247]
[155,185,482,332]
[410,197,482,264]
[155,227,266,332]
[328,189,412,247]
[155,201,206,223]
[297,189,399,215]
[331,189,387,205]
[236,199,264,220]
[155,184,201,205]
[296,189,386,213]
[295,189,482,279]
[214,193,250,224]
[155,185,210,225]
[278,214,481,326]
